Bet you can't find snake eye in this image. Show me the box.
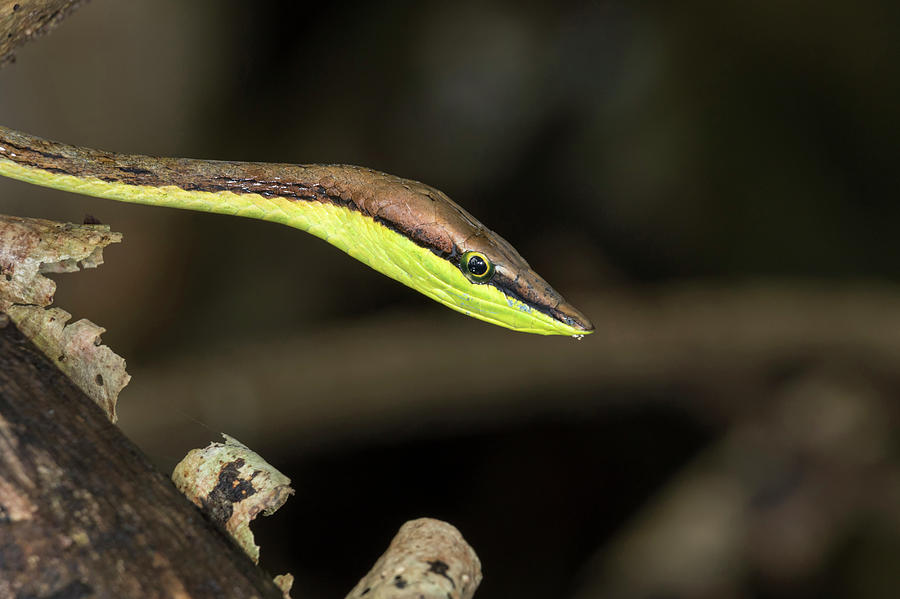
[461,251,494,283]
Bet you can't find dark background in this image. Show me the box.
[2,1,899,597]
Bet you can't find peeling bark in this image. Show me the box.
[173,435,294,566]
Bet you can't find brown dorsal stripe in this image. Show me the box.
[0,126,460,256]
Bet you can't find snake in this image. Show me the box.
[0,125,593,337]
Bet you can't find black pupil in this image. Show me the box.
[467,255,488,276]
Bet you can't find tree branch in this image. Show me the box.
[0,0,87,65]
[0,316,286,597]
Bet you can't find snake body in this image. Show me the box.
[0,125,592,336]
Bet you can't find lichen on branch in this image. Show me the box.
[346,518,482,599]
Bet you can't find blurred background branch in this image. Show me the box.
[121,284,900,455]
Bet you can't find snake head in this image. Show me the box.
[455,228,594,335]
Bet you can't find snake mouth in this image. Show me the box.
[550,301,594,333]
[488,264,593,333]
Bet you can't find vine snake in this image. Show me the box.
[0,125,593,337]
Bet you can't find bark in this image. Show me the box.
[0,317,285,598]
[0,0,87,65]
